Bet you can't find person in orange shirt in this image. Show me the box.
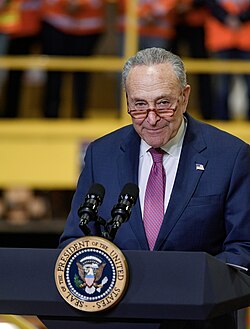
[41,0,106,118]
[205,0,250,120]
[0,0,21,53]
[172,0,213,120]
[1,0,42,118]
[117,0,177,52]
[0,0,21,97]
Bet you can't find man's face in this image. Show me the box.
[126,63,191,148]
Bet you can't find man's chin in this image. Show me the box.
[144,138,165,149]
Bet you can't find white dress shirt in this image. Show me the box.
[138,118,187,217]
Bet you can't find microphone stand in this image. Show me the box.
[79,214,111,239]
[79,214,122,242]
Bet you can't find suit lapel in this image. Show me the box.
[117,126,149,249]
[155,115,208,250]
[117,126,140,187]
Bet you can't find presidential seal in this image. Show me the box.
[55,236,129,312]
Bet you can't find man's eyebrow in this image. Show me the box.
[130,97,146,102]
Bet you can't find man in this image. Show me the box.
[2,0,42,118]
[204,0,250,120]
[41,0,105,118]
[59,48,250,329]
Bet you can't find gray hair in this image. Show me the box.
[122,47,187,89]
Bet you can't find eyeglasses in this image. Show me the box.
[127,94,182,120]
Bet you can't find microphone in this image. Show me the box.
[78,183,105,235]
[107,183,139,241]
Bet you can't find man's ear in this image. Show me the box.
[182,84,191,112]
[125,92,129,108]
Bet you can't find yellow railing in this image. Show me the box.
[1,56,250,119]
[0,56,250,189]
[2,56,250,73]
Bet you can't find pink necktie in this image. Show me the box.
[143,148,166,250]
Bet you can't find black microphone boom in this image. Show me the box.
[78,183,105,235]
[108,183,139,241]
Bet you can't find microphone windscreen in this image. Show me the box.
[88,183,105,201]
[121,183,139,200]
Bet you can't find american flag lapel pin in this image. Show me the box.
[196,163,205,171]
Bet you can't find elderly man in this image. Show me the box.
[59,48,250,329]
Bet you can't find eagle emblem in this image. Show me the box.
[76,260,108,295]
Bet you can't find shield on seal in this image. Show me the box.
[85,270,95,287]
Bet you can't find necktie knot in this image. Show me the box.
[149,148,164,163]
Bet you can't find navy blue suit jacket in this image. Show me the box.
[59,114,250,272]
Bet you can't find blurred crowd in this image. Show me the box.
[0,187,74,224]
[0,0,249,120]
[0,187,50,224]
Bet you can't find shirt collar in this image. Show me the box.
[140,117,187,158]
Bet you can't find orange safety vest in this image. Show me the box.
[0,0,41,37]
[41,0,105,35]
[117,0,178,39]
[0,0,21,34]
[11,0,42,37]
[176,0,210,27]
[205,0,250,51]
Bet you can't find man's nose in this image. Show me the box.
[147,108,160,124]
